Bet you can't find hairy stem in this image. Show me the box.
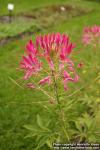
[51,70,69,141]
[51,71,60,106]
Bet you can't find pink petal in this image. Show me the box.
[24,69,33,80]
[63,79,68,91]
[63,70,70,78]
[23,56,32,67]
[74,74,79,82]
[39,76,51,85]
[59,64,64,71]
[47,57,54,70]
[67,66,75,72]
[26,40,37,56]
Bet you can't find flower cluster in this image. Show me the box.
[20,33,79,90]
[82,25,100,46]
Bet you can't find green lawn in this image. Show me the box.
[0,0,67,16]
[0,0,100,149]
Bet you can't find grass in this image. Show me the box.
[0,0,100,149]
[0,0,66,16]
[0,1,95,39]
[0,0,100,16]
[0,21,39,39]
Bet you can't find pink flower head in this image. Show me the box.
[20,55,41,79]
[20,33,78,90]
[82,25,100,46]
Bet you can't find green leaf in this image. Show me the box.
[37,114,44,129]
[36,114,50,132]
[88,135,96,142]
[75,121,82,132]
[45,120,51,127]
[46,139,52,149]
[35,135,49,150]
[25,133,37,138]
[24,125,37,131]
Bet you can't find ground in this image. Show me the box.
[0,0,100,150]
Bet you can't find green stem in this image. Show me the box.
[51,70,69,141]
[52,71,60,106]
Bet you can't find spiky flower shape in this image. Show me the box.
[20,33,78,90]
[82,25,100,46]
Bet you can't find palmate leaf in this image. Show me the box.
[74,112,100,142]
[36,114,51,131]
[35,135,50,150]
[24,115,53,149]
[35,131,60,150]
[24,125,40,139]
[24,124,53,149]
[46,131,60,148]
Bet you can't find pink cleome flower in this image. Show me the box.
[82,25,100,46]
[20,33,79,90]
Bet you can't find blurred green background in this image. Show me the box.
[0,0,100,149]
